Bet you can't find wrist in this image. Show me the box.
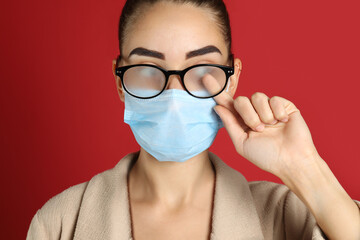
[278,153,329,200]
[279,155,360,240]
[279,154,348,214]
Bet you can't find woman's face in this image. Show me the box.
[112,1,241,101]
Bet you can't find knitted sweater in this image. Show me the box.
[27,152,360,239]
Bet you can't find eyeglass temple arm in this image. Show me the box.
[116,55,122,68]
[229,53,234,67]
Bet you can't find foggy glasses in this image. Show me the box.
[115,62,234,99]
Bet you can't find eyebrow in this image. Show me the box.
[186,45,222,59]
[128,47,165,60]
[128,45,222,60]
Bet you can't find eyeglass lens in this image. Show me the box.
[123,66,227,98]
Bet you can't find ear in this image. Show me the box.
[112,58,125,102]
[227,58,242,98]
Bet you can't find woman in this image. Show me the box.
[27,0,360,239]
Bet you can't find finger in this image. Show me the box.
[201,73,222,96]
[214,105,247,155]
[202,74,248,130]
[202,74,237,116]
[234,96,265,132]
[251,92,278,124]
[269,96,290,122]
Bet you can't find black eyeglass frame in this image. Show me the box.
[115,55,235,99]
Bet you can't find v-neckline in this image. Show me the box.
[73,151,264,240]
[126,154,217,240]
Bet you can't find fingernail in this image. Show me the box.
[271,120,278,124]
[255,124,265,131]
[281,118,289,122]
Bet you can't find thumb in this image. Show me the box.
[214,105,247,154]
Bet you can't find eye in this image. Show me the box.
[192,66,216,77]
[140,67,158,77]
[193,67,210,77]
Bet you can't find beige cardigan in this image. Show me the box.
[27,152,360,240]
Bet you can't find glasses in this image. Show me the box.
[115,57,234,99]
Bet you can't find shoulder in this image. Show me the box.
[247,181,294,217]
[247,180,309,217]
[247,181,325,239]
[37,181,89,219]
[32,152,138,221]
[27,153,138,239]
[27,181,89,239]
[248,180,291,201]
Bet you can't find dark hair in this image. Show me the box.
[117,0,232,59]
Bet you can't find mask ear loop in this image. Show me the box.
[226,62,241,93]
[226,53,235,93]
[225,78,231,92]
[116,55,125,91]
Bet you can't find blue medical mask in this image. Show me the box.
[124,89,223,162]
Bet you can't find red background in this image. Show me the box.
[1,0,359,239]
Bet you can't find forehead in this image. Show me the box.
[122,2,227,58]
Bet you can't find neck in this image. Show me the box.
[128,148,215,210]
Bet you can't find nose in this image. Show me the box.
[166,74,185,90]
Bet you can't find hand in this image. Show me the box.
[213,91,320,178]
